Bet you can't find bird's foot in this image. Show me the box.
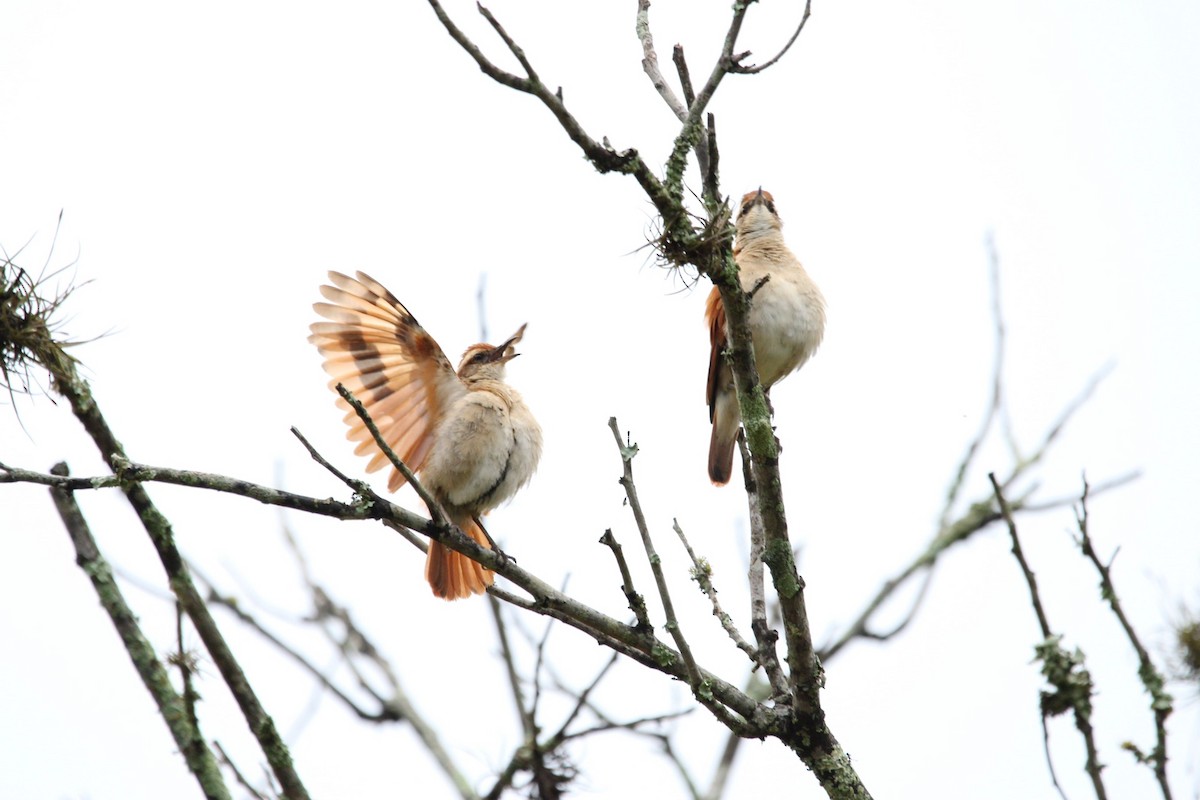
[475,515,516,568]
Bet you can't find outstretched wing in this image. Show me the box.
[309,271,465,492]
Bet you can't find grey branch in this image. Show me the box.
[729,0,814,74]
[608,417,741,729]
[1073,478,1174,800]
[48,462,232,800]
[991,474,1108,800]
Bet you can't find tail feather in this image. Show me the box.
[708,424,736,486]
[425,518,494,600]
[708,390,740,486]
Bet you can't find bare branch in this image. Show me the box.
[189,564,395,722]
[939,234,1009,533]
[673,44,697,109]
[1073,478,1174,799]
[736,433,784,693]
[991,473,1108,800]
[490,594,537,743]
[1005,361,1115,491]
[600,528,653,632]
[47,463,232,800]
[425,0,667,201]
[212,741,272,800]
[820,246,1132,663]
[608,418,708,705]
[702,725,744,800]
[671,517,761,668]
[44,356,313,799]
[634,3,712,178]
[637,0,688,119]
[729,0,814,74]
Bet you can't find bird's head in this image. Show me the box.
[735,188,782,240]
[457,323,527,382]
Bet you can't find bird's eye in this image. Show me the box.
[741,203,752,216]
[471,352,488,364]
[766,201,776,214]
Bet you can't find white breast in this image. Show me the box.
[743,264,826,388]
[421,386,542,514]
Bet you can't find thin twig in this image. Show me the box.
[702,725,744,800]
[634,2,711,177]
[728,0,814,74]
[990,473,1052,637]
[821,368,1131,662]
[673,44,697,108]
[491,594,535,738]
[173,600,201,731]
[1039,715,1070,800]
[735,432,789,698]
[990,473,1108,800]
[192,565,393,721]
[608,418,703,690]
[600,528,653,631]
[212,741,272,800]
[636,0,687,119]
[670,517,763,674]
[940,234,1008,533]
[289,427,429,553]
[1073,477,1174,800]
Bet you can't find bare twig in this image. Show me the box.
[821,364,1131,662]
[635,2,711,177]
[608,418,707,699]
[737,433,781,688]
[940,235,1008,532]
[189,564,395,722]
[702,725,744,800]
[212,741,272,800]
[636,0,687,119]
[1004,362,1115,492]
[673,44,697,108]
[490,594,537,766]
[172,600,201,731]
[425,0,671,215]
[990,473,1107,800]
[671,517,761,668]
[1073,478,1174,800]
[600,528,653,632]
[729,0,814,74]
[289,427,429,553]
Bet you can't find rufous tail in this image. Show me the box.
[708,424,736,486]
[425,517,495,600]
[708,393,740,486]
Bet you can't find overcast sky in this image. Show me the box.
[2,2,1198,799]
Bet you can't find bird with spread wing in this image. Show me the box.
[310,271,542,599]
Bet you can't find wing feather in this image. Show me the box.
[310,271,464,489]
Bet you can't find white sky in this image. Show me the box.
[2,2,1198,799]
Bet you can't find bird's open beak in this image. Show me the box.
[489,323,528,363]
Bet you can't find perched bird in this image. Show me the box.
[309,271,542,599]
[706,189,825,485]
